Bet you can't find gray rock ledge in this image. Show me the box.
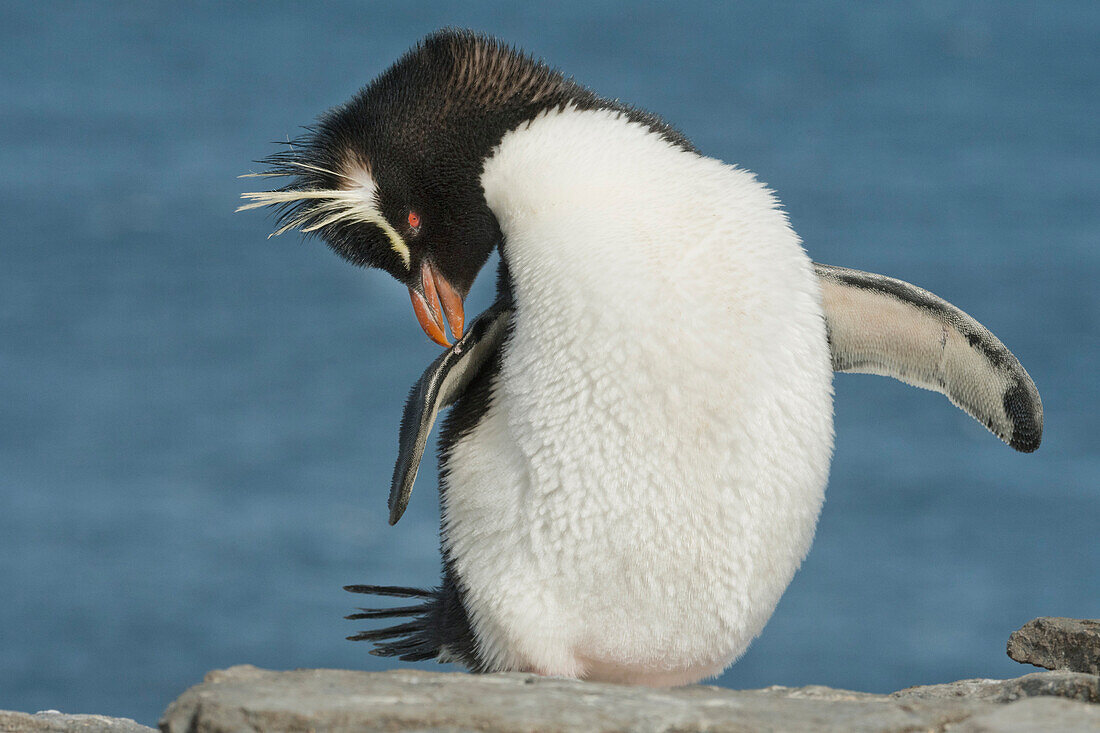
[1008,617,1100,675]
[0,710,154,732]
[156,665,1100,733]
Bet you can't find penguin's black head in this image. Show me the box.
[241,29,692,345]
[241,30,586,345]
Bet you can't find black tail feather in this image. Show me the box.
[343,570,481,670]
[343,584,433,598]
[371,632,441,659]
[343,583,447,663]
[376,636,435,654]
[368,645,437,661]
[345,604,425,620]
[346,620,425,642]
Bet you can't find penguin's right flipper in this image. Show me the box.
[388,300,512,525]
[814,263,1042,452]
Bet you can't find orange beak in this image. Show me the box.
[408,260,465,348]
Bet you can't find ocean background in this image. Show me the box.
[1,1,1097,725]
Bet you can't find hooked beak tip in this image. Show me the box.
[409,287,451,347]
[408,261,465,347]
[435,275,465,339]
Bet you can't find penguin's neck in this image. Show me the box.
[481,104,688,225]
[480,105,696,332]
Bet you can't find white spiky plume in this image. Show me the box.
[237,161,411,269]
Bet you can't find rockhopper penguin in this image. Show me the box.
[241,30,1043,685]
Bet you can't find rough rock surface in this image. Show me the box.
[157,665,1100,733]
[892,670,1100,704]
[0,710,154,732]
[1008,617,1100,675]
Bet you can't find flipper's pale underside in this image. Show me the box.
[387,264,1042,523]
[814,263,1042,454]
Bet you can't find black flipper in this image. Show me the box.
[388,301,512,525]
[815,262,1043,452]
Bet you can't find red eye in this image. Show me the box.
[407,210,421,228]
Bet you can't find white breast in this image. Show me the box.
[442,107,834,685]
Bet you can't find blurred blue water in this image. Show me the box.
[1,1,1097,725]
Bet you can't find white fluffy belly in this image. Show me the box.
[441,264,833,684]
[444,106,835,683]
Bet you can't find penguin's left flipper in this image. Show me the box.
[815,263,1042,452]
[389,300,512,525]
